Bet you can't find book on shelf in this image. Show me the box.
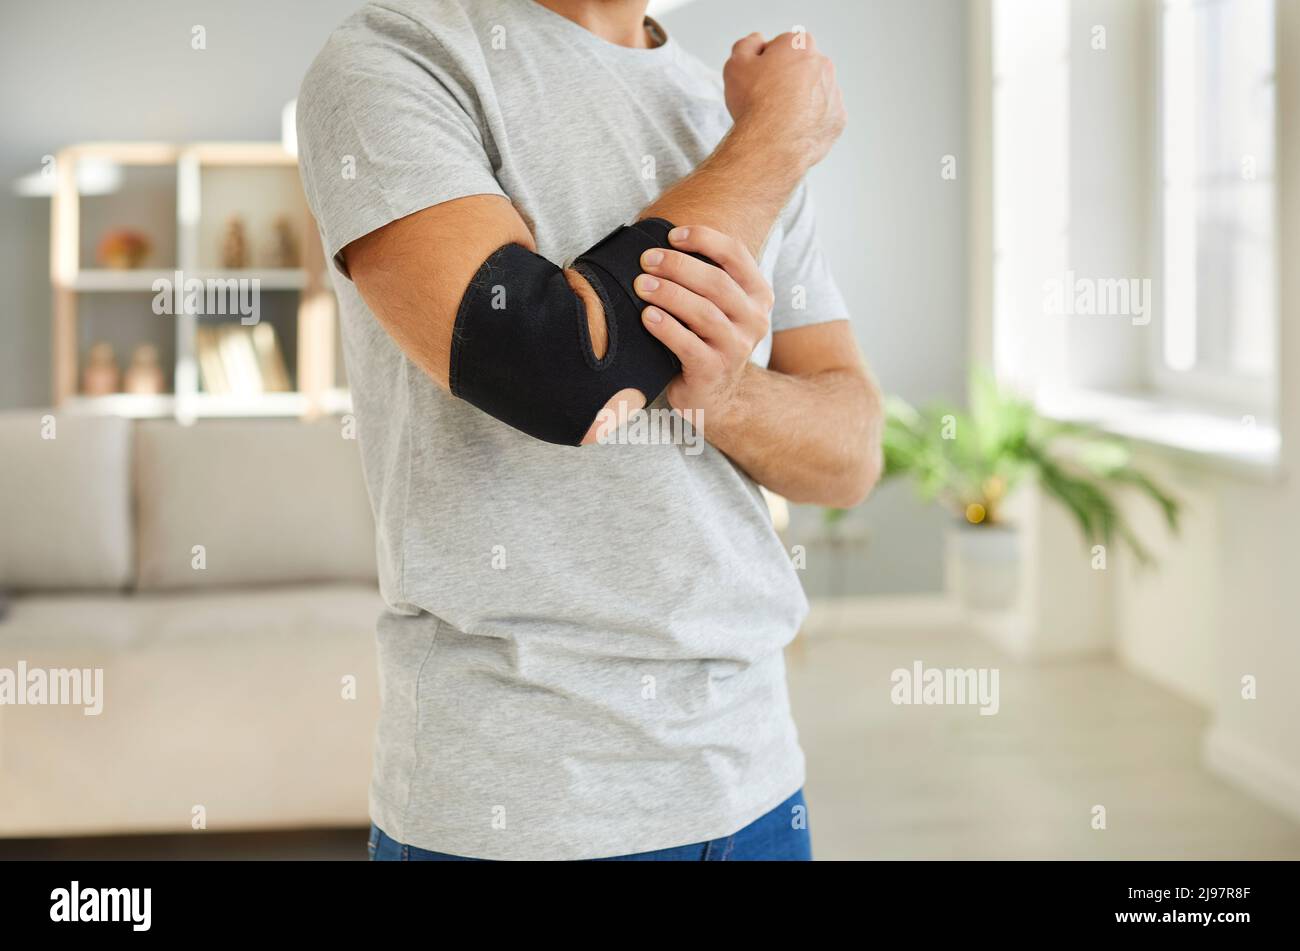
[195,324,291,396]
[251,322,292,393]
[195,327,229,395]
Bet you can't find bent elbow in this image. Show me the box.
[829,375,885,508]
[828,450,881,509]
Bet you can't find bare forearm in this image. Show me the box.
[641,119,806,258]
[706,362,883,508]
[578,120,803,367]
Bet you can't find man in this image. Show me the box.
[297,0,883,861]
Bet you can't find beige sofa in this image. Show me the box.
[0,411,383,837]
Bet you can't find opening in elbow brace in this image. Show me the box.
[449,218,681,446]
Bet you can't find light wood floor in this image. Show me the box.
[788,622,1300,859]
[5,621,1298,860]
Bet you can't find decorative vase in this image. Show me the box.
[96,229,151,269]
[268,215,300,268]
[124,343,166,395]
[81,342,120,396]
[221,215,248,269]
[949,520,1021,612]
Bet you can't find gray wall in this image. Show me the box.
[0,0,968,594]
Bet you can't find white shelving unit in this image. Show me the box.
[50,141,347,420]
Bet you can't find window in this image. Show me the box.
[1158,0,1277,416]
[986,0,1280,465]
[990,0,1070,395]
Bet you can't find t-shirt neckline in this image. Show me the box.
[522,2,678,64]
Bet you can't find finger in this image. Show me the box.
[641,306,712,371]
[731,32,765,58]
[666,226,769,302]
[635,274,731,343]
[639,248,749,321]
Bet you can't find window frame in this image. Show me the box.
[1149,0,1280,421]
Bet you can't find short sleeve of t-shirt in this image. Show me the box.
[295,5,505,278]
[769,182,851,333]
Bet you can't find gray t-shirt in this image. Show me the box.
[297,0,849,860]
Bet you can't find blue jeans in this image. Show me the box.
[369,788,812,861]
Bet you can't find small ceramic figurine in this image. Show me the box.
[124,343,165,395]
[269,215,300,268]
[221,215,248,269]
[82,342,120,396]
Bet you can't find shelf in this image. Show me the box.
[62,142,180,165]
[51,139,341,417]
[191,269,309,290]
[67,269,174,292]
[187,142,298,167]
[62,393,176,418]
[67,268,310,292]
[320,388,353,415]
[188,392,310,417]
[61,390,353,421]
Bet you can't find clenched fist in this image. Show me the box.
[723,31,846,170]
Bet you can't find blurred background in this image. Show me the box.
[1,0,1297,859]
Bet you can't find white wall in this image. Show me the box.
[1197,0,1300,823]
[1065,0,1153,392]
[988,0,1154,400]
[664,0,971,595]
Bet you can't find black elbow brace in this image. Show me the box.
[449,217,682,446]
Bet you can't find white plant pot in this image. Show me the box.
[950,521,1022,613]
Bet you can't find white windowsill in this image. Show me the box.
[1036,388,1282,482]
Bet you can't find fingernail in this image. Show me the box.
[669,228,689,242]
[637,275,659,292]
[642,249,664,266]
[644,307,663,324]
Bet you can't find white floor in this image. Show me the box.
[7,618,1299,860]
[787,621,1300,860]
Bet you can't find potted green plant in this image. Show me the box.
[832,372,1181,611]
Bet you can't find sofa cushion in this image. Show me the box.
[134,418,377,590]
[0,584,383,835]
[0,411,134,591]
